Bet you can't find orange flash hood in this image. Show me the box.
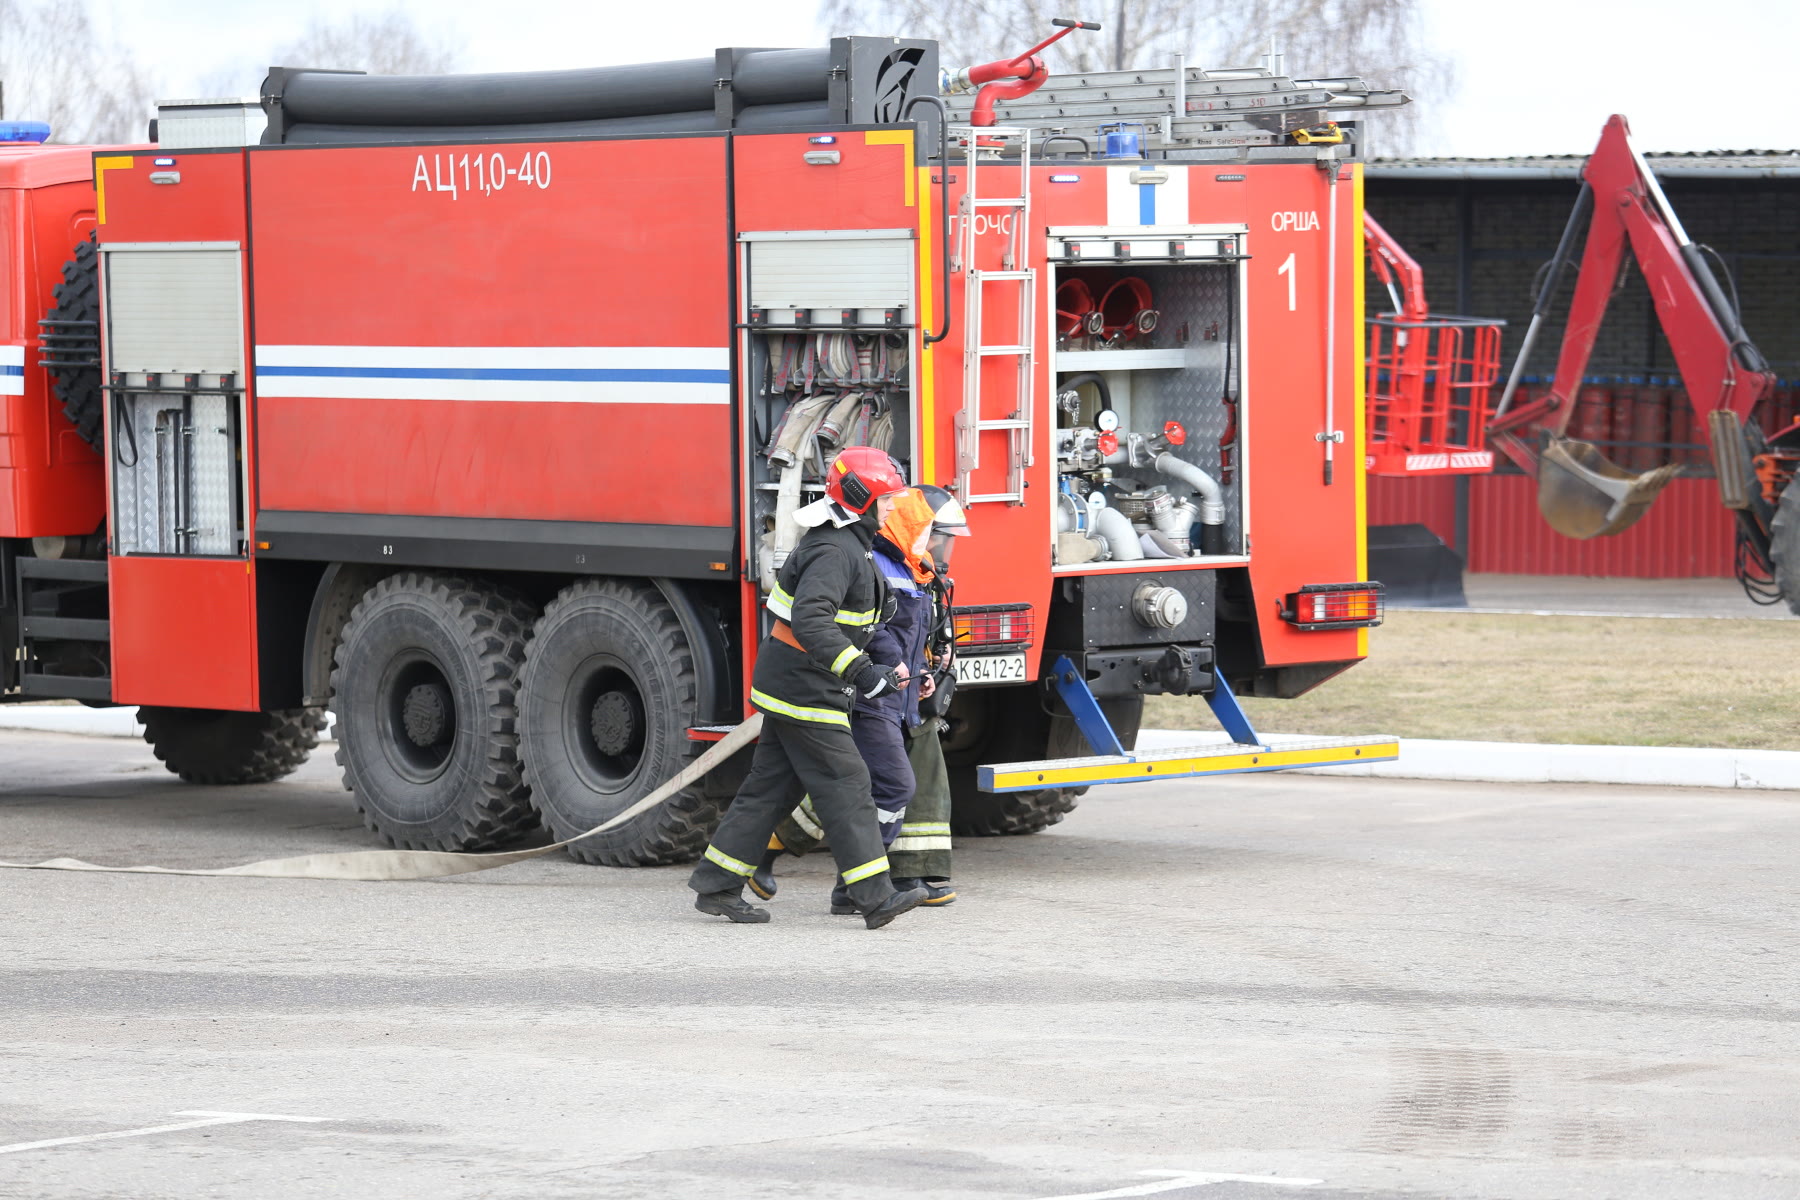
[879,488,937,585]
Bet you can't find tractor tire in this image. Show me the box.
[139,706,326,785]
[45,233,103,451]
[1770,478,1800,617]
[330,572,540,851]
[519,578,717,867]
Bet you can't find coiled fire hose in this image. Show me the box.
[0,716,762,882]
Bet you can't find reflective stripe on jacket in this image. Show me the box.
[751,517,892,724]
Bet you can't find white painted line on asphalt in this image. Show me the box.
[0,1110,332,1156]
[1034,1169,1322,1200]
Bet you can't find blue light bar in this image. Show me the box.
[1048,174,1082,183]
[809,135,837,144]
[0,121,51,144]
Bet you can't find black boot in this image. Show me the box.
[828,882,858,915]
[747,845,782,901]
[694,889,771,924]
[862,885,929,930]
[892,877,957,906]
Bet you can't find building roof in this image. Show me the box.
[1368,148,1800,181]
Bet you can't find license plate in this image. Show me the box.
[955,652,1029,686]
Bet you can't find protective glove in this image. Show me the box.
[855,662,907,699]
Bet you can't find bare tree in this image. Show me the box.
[199,7,464,98]
[272,8,461,76]
[0,0,155,143]
[817,0,1449,152]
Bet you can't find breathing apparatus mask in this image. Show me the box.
[917,484,971,573]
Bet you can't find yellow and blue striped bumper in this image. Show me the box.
[978,736,1399,792]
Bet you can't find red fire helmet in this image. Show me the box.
[826,446,909,514]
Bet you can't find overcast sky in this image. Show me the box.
[100,0,1794,158]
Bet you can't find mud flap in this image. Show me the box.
[1538,436,1681,539]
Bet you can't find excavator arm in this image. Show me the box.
[1488,115,1777,540]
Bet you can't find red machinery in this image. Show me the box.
[1362,214,1504,475]
[1485,116,1794,607]
[1,27,1401,864]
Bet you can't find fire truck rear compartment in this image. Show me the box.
[1049,255,1245,568]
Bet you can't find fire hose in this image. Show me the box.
[0,716,763,882]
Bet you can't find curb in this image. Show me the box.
[1132,730,1800,791]
[0,706,1792,791]
[0,706,340,740]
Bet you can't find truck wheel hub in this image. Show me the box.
[590,690,638,756]
[402,682,452,747]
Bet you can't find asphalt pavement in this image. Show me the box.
[1,728,1796,1200]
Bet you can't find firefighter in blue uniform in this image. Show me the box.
[688,446,928,929]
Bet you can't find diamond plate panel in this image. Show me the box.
[187,394,236,554]
[112,392,241,555]
[113,396,175,555]
[1133,264,1242,554]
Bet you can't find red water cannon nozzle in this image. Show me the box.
[955,17,1100,128]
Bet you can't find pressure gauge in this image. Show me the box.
[1096,408,1120,433]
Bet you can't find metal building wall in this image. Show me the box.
[1367,474,1458,550]
[1466,476,1732,577]
[1363,167,1800,579]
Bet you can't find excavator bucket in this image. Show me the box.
[1537,436,1682,539]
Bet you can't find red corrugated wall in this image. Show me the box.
[1466,475,1732,577]
[1367,474,1735,577]
[1368,474,1459,549]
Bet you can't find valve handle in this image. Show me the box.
[1163,421,1187,447]
[1013,18,1102,64]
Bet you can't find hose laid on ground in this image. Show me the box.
[0,716,762,882]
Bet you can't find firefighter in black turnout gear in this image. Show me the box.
[689,447,929,929]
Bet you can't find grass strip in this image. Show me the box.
[1143,611,1800,751]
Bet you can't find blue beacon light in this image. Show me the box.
[0,122,52,144]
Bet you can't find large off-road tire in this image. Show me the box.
[1770,477,1800,617]
[330,572,540,851]
[44,233,103,451]
[943,685,1078,837]
[139,706,326,785]
[944,685,1142,837]
[951,781,1082,837]
[519,578,719,867]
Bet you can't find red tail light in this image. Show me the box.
[1279,582,1385,630]
[952,603,1034,650]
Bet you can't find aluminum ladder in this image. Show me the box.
[954,125,1035,505]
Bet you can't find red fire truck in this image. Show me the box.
[2,28,1397,865]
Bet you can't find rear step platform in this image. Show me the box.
[976,653,1399,792]
[980,734,1398,791]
